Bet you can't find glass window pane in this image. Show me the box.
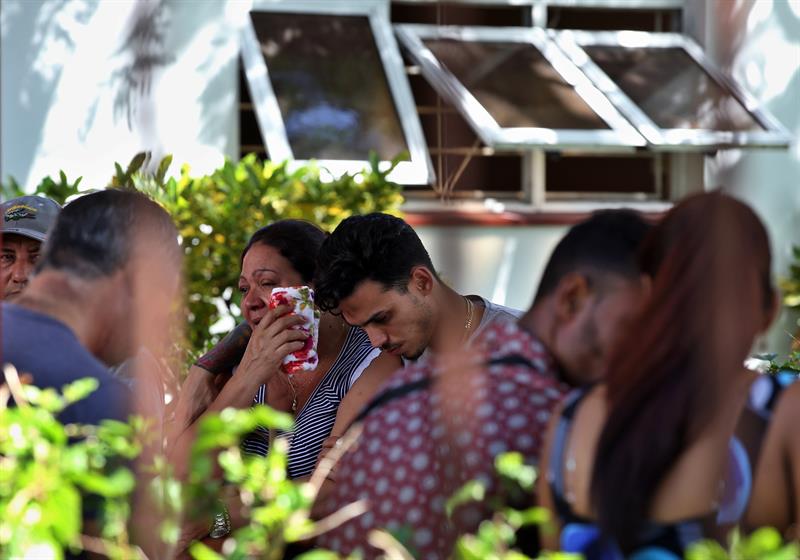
[423,39,611,130]
[250,12,409,161]
[584,46,763,131]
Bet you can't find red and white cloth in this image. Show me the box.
[269,286,320,373]
[316,319,570,559]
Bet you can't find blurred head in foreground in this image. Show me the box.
[34,189,181,364]
[521,208,652,385]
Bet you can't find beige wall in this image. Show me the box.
[416,224,569,313]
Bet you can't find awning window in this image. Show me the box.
[240,0,434,184]
[554,30,792,149]
[395,24,647,150]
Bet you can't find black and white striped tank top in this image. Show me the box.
[241,327,380,478]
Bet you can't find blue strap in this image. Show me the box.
[548,388,591,523]
[716,436,752,525]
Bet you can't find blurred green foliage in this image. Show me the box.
[0,366,346,559]
[1,171,84,205]
[687,527,799,560]
[446,452,579,560]
[0,365,172,559]
[780,245,800,310]
[779,245,800,351]
[3,372,798,560]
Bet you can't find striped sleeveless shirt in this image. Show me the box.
[241,327,380,478]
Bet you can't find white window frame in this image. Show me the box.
[394,24,647,151]
[239,0,435,185]
[553,30,792,150]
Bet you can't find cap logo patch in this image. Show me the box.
[4,204,38,222]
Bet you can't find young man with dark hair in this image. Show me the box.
[315,209,652,558]
[314,213,520,362]
[2,189,181,425]
[1,195,60,300]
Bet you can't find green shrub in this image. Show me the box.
[0,366,349,560]
[0,365,170,559]
[687,527,799,560]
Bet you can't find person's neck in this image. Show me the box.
[517,303,576,386]
[517,303,549,349]
[16,271,115,363]
[428,285,482,354]
[317,311,348,359]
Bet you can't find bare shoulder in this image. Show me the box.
[345,351,402,399]
[329,352,402,436]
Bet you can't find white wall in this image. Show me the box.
[686,0,800,352]
[416,225,569,312]
[0,0,239,190]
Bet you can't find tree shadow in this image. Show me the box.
[1,0,98,186]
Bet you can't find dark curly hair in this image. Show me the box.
[241,220,327,284]
[314,213,437,311]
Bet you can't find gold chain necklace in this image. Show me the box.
[285,375,298,412]
[463,296,475,341]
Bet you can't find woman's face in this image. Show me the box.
[239,243,304,327]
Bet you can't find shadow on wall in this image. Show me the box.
[0,0,99,187]
[1,0,239,191]
[703,0,800,353]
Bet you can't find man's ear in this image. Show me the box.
[553,273,591,323]
[408,266,435,297]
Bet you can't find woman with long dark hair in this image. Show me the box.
[538,192,777,557]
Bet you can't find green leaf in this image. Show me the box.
[446,480,486,518]
[495,452,537,491]
[189,541,225,560]
[156,154,174,184]
[126,151,149,177]
[73,467,135,497]
[741,526,783,556]
[368,150,379,173]
[114,162,125,185]
[293,550,342,560]
[61,378,99,405]
[249,405,294,431]
[47,485,81,545]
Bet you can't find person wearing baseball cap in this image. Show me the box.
[1,195,60,300]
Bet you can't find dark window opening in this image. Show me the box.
[547,7,682,32]
[546,153,666,198]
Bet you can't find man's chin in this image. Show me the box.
[403,347,427,361]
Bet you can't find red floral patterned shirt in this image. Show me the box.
[316,319,570,559]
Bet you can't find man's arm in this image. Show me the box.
[314,351,401,498]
